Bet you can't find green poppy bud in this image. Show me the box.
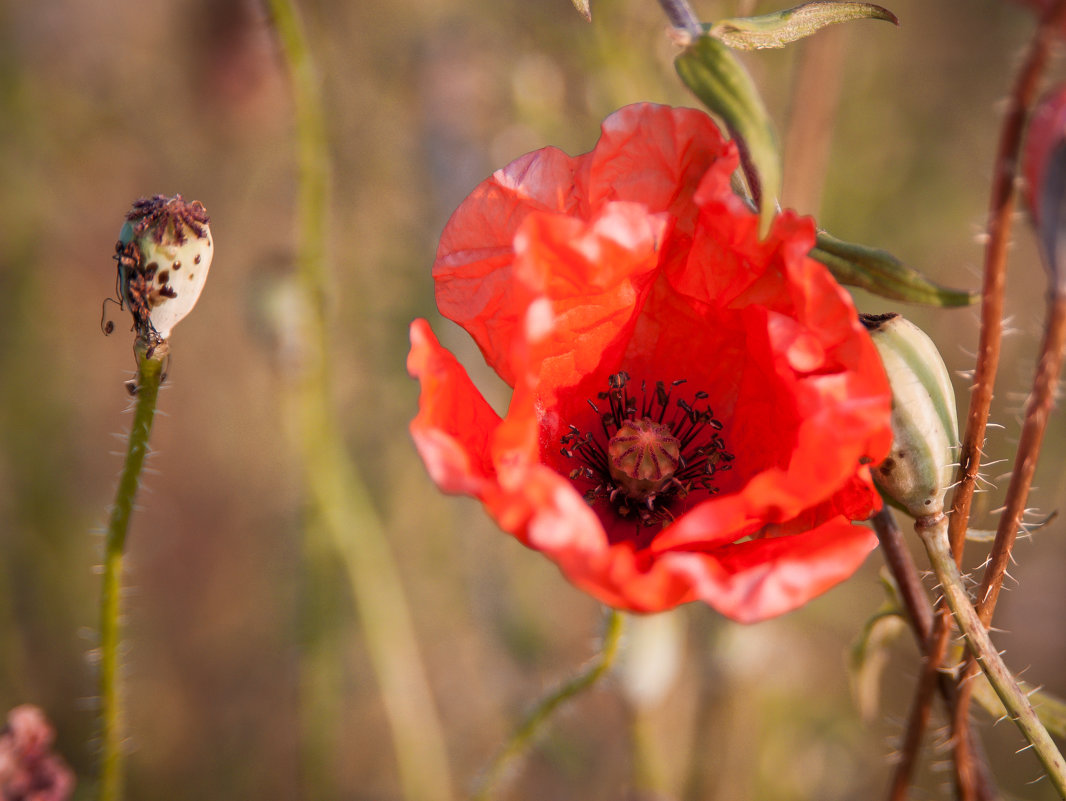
[862,313,959,519]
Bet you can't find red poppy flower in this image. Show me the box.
[408,103,893,622]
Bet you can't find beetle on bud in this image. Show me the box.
[862,313,959,519]
[111,194,213,344]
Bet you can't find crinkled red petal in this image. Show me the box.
[434,103,734,385]
[407,319,500,496]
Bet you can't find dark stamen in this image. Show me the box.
[560,372,733,536]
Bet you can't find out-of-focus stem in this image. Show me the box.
[266,3,453,801]
[470,610,626,801]
[655,0,702,37]
[870,509,933,642]
[887,610,955,801]
[98,343,165,801]
[918,515,1066,799]
[781,26,847,216]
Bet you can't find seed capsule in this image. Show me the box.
[863,313,959,518]
[115,194,213,342]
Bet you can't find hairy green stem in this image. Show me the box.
[918,515,1066,798]
[471,610,626,801]
[98,344,164,801]
[266,3,453,800]
[871,509,999,801]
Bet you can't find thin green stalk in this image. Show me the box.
[656,0,702,36]
[470,610,627,801]
[917,514,1066,799]
[98,344,165,801]
[266,3,453,800]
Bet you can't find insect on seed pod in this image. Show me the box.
[114,194,213,342]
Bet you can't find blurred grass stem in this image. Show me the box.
[781,27,847,216]
[98,344,164,801]
[471,610,626,801]
[266,2,453,800]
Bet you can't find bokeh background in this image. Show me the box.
[1,0,1065,798]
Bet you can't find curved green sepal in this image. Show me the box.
[570,0,592,22]
[708,2,899,50]
[848,595,906,722]
[675,35,780,235]
[812,232,977,306]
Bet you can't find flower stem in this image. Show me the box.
[972,293,1066,628]
[870,508,932,642]
[470,609,627,801]
[897,5,1066,792]
[655,0,702,38]
[871,509,999,801]
[918,514,1066,799]
[98,343,165,801]
[946,0,1066,562]
[266,3,453,800]
[940,4,1066,792]
[951,290,1066,789]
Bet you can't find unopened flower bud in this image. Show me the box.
[862,313,959,518]
[114,194,213,342]
[1024,85,1066,294]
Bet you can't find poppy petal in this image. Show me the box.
[408,319,500,496]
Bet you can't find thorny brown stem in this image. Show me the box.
[947,0,1066,561]
[952,293,1066,789]
[889,614,955,801]
[947,2,1066,794]
[872,508,933,642]
[879,3,1066,797]
[974,294,1066,629]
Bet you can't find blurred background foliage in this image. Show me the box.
[0,0,1065,798]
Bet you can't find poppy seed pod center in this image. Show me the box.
[560,372,734,529]
[608,419,680,498]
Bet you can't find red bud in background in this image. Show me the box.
[1024,84,1066,292]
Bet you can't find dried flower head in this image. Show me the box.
[0,706,75,801]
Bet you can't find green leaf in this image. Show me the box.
[972,675,1066,739]
[812,232,978,306]
[966,512,1057,542]
[570,0,592,22]
[708,2,899,50]
[675,35,780,236]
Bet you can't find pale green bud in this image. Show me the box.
[863,313,959,518]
